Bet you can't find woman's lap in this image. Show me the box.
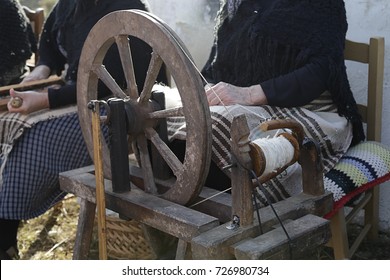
[0,113,92,220]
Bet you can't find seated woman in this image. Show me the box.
[0,0,36,86]
[0,0,166,260]
[167,0,364,204]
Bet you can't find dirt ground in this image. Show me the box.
[16,194,390,260]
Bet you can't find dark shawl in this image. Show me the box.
[202,0,365,145]
[37,0,162,108]
[0,0,36,75]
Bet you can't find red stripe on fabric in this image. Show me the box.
[324,172,390,219]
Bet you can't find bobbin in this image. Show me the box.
[248,119,304,180]
[249,132,300,177]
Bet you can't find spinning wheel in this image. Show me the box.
[63,9,333,260]
[77,10,212,205]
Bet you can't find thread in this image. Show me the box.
[250,135,295,176]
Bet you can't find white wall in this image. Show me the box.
[147,0,390,232]
[147,0,218,69]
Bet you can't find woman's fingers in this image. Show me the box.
[206,82,225,105]
[206,82,244,106]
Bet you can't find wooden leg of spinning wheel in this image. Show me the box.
[73,199,97,260]
[91,101,107,260]
[176,239,188,260]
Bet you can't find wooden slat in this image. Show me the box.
[191,192,333,259]
[190,187,232,223]
[0,76,63,95]
[61,165,234,223]
[230,114,254,226]
[59,168,219,242]
[233,214,330,259]
[344,39,369,63]
[23,6,44,65]
[366,37,385,141]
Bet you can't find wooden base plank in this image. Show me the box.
[59,167,219,242]
[233,214,330,259]
[191,192,333,259]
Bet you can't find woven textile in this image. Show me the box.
[0,106,78,188]
[324,141,390,218]
[0,108,92,219]
[167,96,353,207]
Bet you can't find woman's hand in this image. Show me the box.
[205,82,267,106]
[7,88,49,114]
[21,65,51,84]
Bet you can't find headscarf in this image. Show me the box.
[227,0,242,19]
[215,0,243,30]
[0,0,36,75]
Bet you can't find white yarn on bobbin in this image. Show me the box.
[251,136,295,176]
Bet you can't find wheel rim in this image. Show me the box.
[77,10,212,205]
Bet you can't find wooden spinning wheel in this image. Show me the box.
[62,9,333,260]
[77,10,212,205]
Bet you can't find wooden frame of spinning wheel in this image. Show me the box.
[60,10,333,260]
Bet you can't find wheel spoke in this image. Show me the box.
[136,134,157,194]
[139,52,163,104]
[145,127,183,177]
[148,106,184,119]
[93,64,127,98]
[115,35,139,99]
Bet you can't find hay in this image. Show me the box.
[16,194,390,260]
[17,194,98,260]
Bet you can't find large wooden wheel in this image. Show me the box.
[77,10,212,205]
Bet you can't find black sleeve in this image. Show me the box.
[36,6,67,76]
[47,84,75,108]
[48,44,125,108]
[261,58,330,107]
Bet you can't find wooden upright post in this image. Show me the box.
[230,115,254,227]
[91,101,108,260]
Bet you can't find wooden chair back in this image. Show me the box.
[23,6,45,65]
[329,37,385,259]
[344,37,385,141]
